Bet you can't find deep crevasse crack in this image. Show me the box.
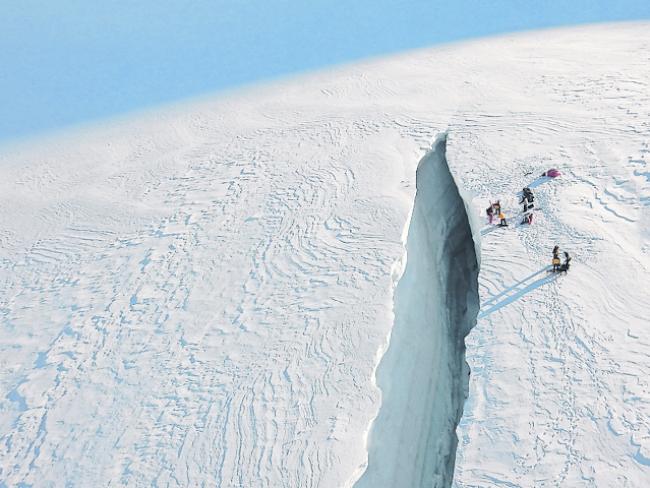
[354,134,480,488]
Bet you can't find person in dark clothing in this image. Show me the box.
[521,204,533,225]
[552,246,561,272]
[520,188,534,224]
[559,252,571,272]
[486,204,494,224]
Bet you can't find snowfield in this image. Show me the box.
[1,22,650,487]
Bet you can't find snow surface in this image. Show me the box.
[1,21,650,487]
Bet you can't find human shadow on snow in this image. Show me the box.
[478,265,558,319]
[516,176,551,197]
[480,214,540,236]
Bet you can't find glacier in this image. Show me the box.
[1,21,649,487]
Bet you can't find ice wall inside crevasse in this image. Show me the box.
[355,135,480,488]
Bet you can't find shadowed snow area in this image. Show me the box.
[355,136,479,487]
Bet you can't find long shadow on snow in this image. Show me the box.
[480,224,505,236]
[480,216,539,236]
[478,266,558,319]
[516,176,552,196]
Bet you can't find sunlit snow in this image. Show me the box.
[1,22,649,487]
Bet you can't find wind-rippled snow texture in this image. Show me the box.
[0,123,419,485]
[1,21,650,487]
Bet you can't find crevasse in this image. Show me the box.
[354,134,480,488]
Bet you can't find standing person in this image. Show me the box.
[523,207,533,225]
[520,188,534,224]
[521,202,532,225]
[552,246,561,272]
[498,209,508,227]
[486,204,494,224]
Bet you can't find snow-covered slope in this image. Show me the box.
[449,102,650,485]
[1,22,649,487]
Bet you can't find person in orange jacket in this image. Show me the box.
[498,209,508,227]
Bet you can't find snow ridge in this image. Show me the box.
[355,135,480,487]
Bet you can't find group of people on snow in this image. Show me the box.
[485,185,535,229]
[484,169,571,273]
[486,200,507,227]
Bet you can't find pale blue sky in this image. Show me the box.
[1,1,649,143]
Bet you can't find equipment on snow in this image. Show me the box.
[543,168,561,178]
[552,256,561,271]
